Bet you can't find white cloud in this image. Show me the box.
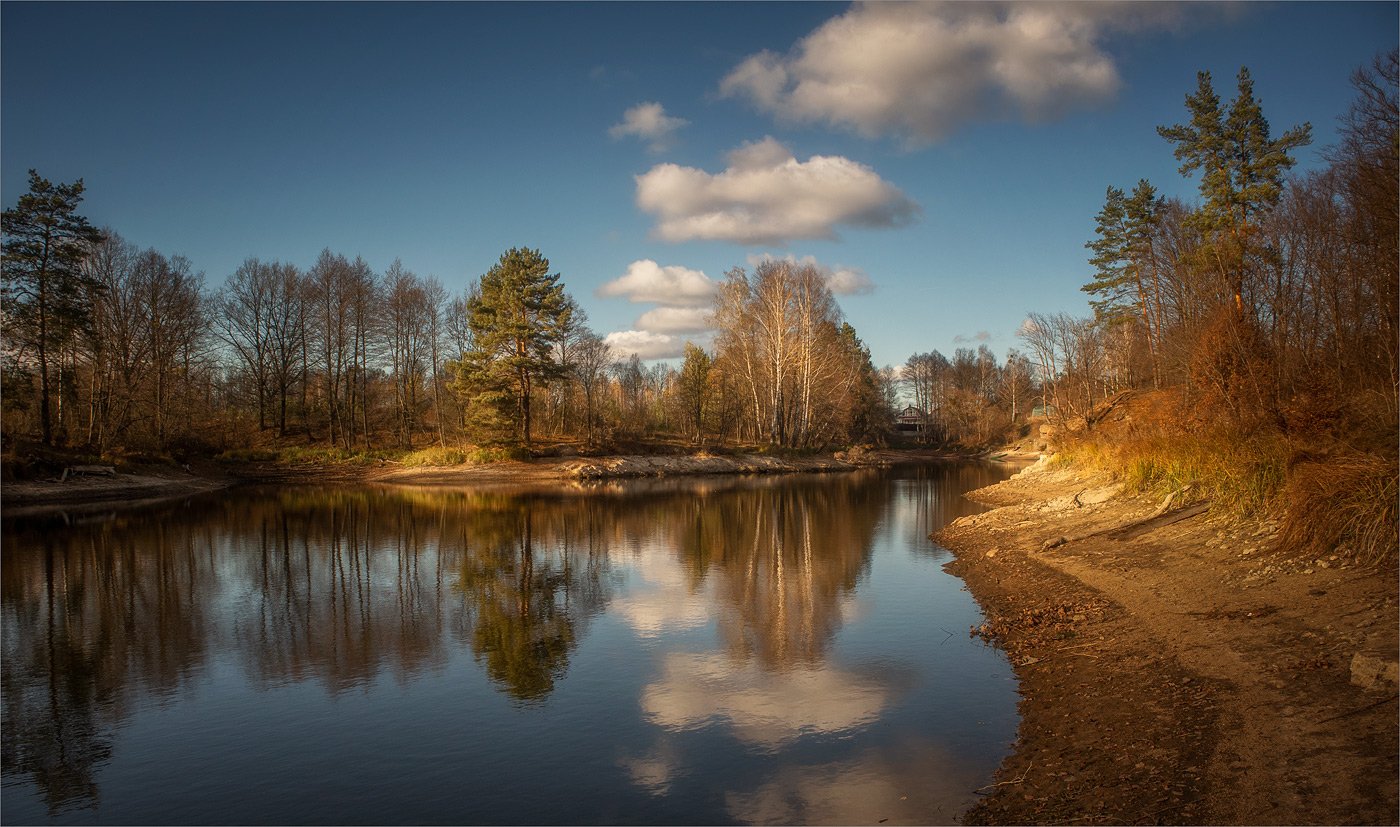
[598,259,718,307]
[615,551,712,638]
[747,252,875,296]
[634,137,919,244]
[953,330,993,344]
[604,330,688,361]
[609,102,688,152]
[635,306,714,335]
[719,2,1190,145]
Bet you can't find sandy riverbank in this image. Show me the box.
[937,457,1398,825]
[1,446,980,513]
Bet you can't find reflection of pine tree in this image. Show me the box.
[456,508,597,702]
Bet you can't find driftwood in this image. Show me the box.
[1104,503,1210,541]
[60,465,116,482]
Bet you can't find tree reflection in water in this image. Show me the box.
[0,467,998,819]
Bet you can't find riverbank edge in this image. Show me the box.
[1,446,1026,513]
[936,458,1399,825]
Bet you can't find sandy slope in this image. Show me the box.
[937,458,1398,825]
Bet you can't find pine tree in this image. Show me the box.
[1157,68,1311,316]
[1083,185,1131,320]
[2,170,105,445]
[1084,180,1164,384]
[454,248,570,448]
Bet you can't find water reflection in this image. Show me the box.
[724,741,995,825]
[642,652,889,749]
[1,464,1017,824]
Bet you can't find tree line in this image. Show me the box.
[884,52,1396,477]
[2,196,901,456]
[1013,53,1396,454]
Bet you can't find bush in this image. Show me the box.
[465,445,530,464]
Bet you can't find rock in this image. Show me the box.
[985,548,999,558]
[1077,485,1121,505]
[1041,536,1069,551]
[1350,651,1400,691]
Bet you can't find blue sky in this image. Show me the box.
[3,1,1395,370]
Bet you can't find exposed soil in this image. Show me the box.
[938,458,1398,825]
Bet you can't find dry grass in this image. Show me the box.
[400,446,469,467]
[1052,387,1397,567]
[1280,454,1398,567]
[1058,427,1290,517]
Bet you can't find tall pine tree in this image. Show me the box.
[1157,68,1311,316]
[453,248,571,448]
[1084,179,1164,384]
[2,170,105,445]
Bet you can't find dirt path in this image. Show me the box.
[938,458,1398,825]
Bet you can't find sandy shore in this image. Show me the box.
[937,458,1398,825]
[1,446,978,513]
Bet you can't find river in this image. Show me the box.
[1,462,1019,825]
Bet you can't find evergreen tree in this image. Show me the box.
[454,248,570,448]
[1084,180,1164,383]
[1084,185,1131,320]
[2,170,105,445]
[1157,68,1311,315]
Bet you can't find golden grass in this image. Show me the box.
[400,446,469,467]
[1057,417,1397,567]
[1058,427,1290,517]
[1281,454,1398,567]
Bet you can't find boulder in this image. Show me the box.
[1350,650,1399,691]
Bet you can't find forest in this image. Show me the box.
[3,52,1397,564]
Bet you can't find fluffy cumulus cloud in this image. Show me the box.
[598,260,720,360]
[634,137,919,244]
[746,252,875,296]
[635,306,714,335]
[604,329,688,361]
[597,259,718,307]
[719,1,1190,145]
[609,102,688,152]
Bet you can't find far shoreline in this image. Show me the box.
[1,446,1037,516]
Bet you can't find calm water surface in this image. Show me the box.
[2,463,1019,825]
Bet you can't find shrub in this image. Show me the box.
[465,445,530,464]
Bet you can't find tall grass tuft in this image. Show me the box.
[1281,454,1398,567]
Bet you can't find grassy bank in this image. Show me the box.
[1045,391,1397,568]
